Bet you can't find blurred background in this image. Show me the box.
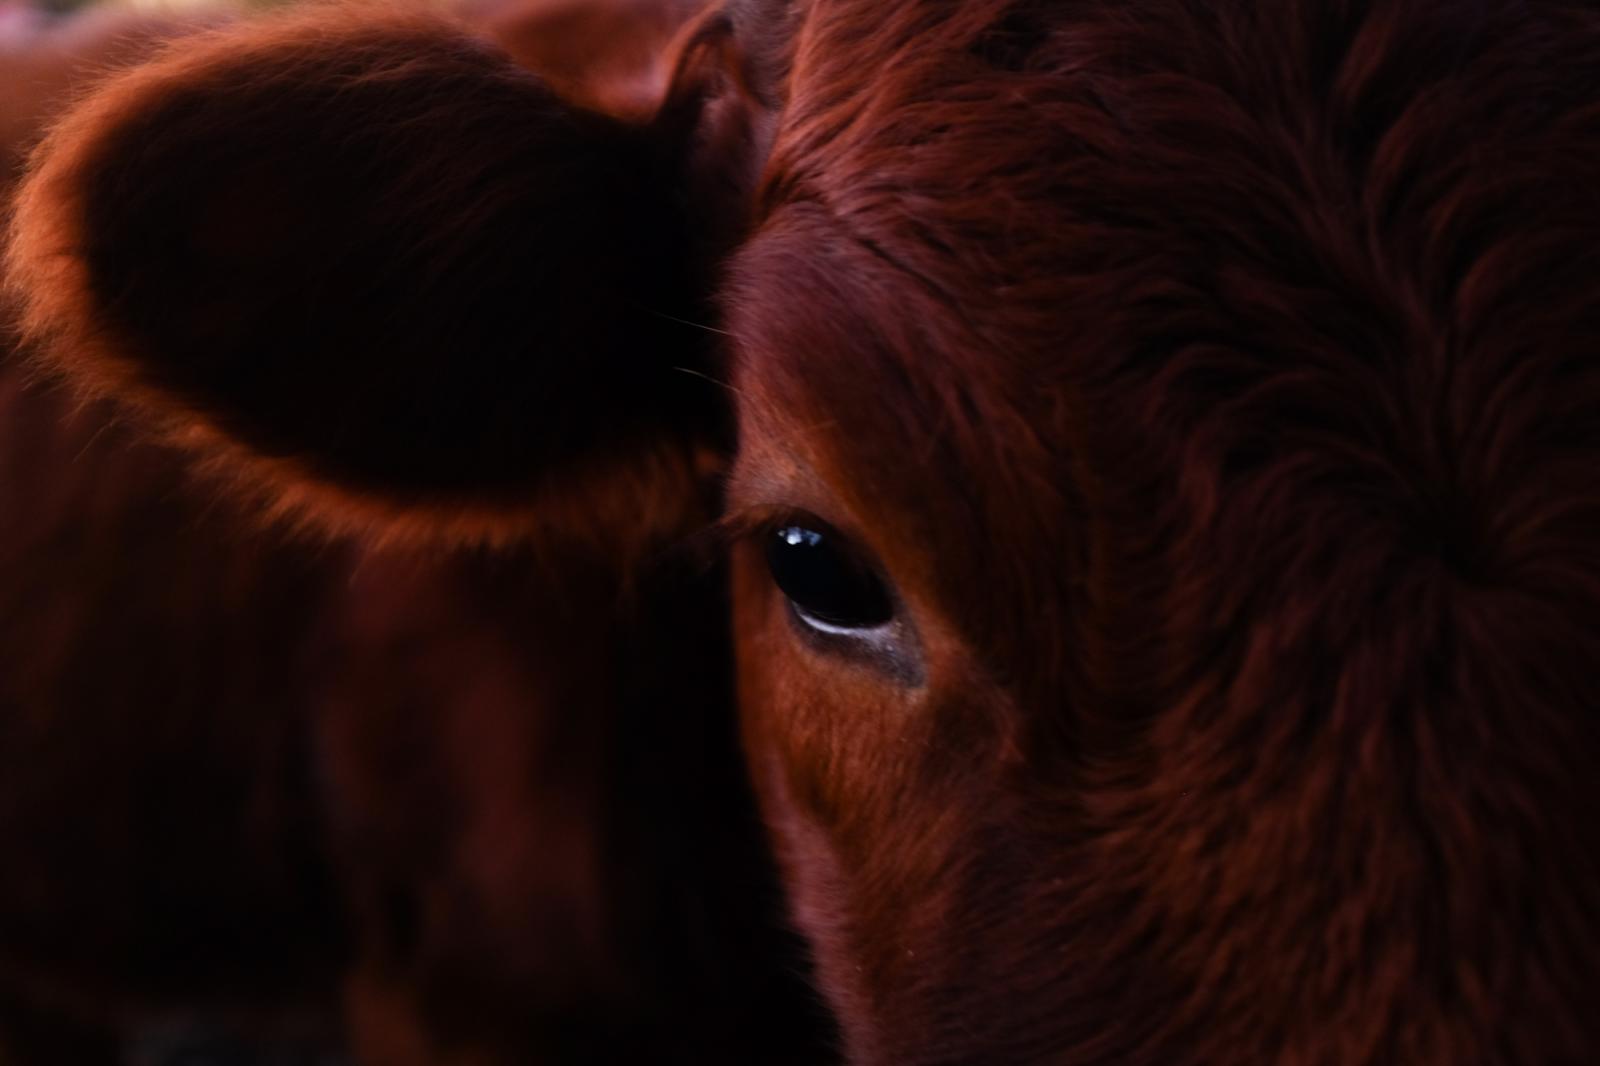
[13,0,283,14]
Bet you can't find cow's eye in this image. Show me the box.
[766,523,894,632]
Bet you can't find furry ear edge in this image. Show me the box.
[4,6,755,554]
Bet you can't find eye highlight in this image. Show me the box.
[765,522,895,633]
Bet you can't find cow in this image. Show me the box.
[6,0,1600,1063]
[0,3,824,1064]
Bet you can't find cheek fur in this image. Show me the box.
[731,540,923,831]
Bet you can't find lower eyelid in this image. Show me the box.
[793,604,894,637]
[782,599,927,687]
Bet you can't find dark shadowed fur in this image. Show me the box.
[0,361,828,1064]
[0,4,829,1064]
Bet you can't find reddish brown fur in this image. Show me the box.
[724,1,1600,1062]
[4,0,1599,1064]
[0,363,825,1064]
[0,4,821,1063]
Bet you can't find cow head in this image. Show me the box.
[7,1,1599,1063]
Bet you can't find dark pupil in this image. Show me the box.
[766,526,894,629]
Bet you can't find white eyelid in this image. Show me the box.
[792,605,896,639]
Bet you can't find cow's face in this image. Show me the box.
[716,1,1600,1062]
[7,1,1600,1063]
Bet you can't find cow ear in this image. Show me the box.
[5,7,752,550]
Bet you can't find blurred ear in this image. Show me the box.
[467,0,708,121]
[5,5,754,551]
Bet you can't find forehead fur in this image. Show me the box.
[728,0,1600,701]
